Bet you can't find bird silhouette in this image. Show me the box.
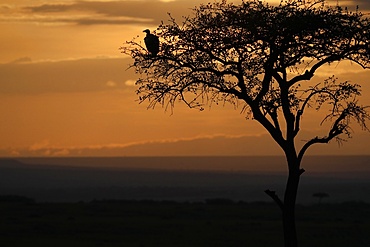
[143,29,159,56]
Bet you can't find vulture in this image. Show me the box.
[143,29,159,56]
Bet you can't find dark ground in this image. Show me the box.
[0,197,369,247]
[1,158,370,203]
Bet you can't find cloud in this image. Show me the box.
[2,130,369,157]
[0,57,137,94]
[27,139,69,156]
[9,57,32,64]
[3,16,153,26]
[25,4,72,13]
[3,1,369,27]
[71,17,152,26]
[0,134,278,157]
[0,5,11,12]
[125,79,136,86]
[1,0,367,29]
[53,149,70,156]
[19,0,198,26]
[106,80,117,87]
[314,61,367,77]
[29,139,51,151]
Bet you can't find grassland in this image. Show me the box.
[0,197,369,247]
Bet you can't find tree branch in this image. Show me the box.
[268,110,282,131]
[297,110,347,163]
[254,53,276,103]
[265,190,284,211]
[293,89,337,137]
[252,106,286,149]
[288,55,342,86]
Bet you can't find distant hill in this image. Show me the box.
[0,158,26,168]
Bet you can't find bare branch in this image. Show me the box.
[298,102,370,163]
[265,190,284,211]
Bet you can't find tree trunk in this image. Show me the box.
[282,173,300,247]
[282,155,301,247]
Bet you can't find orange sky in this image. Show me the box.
[1,0,370,157]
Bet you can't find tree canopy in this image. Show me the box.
[121,0,370,159]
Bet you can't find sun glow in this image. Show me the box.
[0,0,369,157]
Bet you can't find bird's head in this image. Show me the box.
[143,29,150,34]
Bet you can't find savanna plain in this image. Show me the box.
[0,198,369,247]
[0,156,369,247]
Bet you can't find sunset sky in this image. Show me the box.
[1,0,370,157]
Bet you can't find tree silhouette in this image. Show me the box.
[312,192,329,204]
[120,1,370,246]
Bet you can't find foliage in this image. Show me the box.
[121,0,370,157]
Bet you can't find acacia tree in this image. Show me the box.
[121,0,370,246]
